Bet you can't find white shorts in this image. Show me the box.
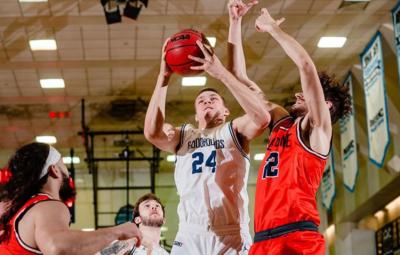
[170,223,252,255]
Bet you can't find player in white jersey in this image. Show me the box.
[144,39,270,254]
[96,193,169,255]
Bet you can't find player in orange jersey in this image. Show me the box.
[227,1,351,254]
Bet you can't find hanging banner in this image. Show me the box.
[360,33,390,168]
[339,73,358,192]
[321,152,335,210]
[392,0,400,86]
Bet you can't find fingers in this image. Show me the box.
[134,236,141,247]
[276,17,286,26]
[190,65,205,71]
[162,37,170,51]
[188,55,207,64]
[246,0,258,8]
[195,40,212,59]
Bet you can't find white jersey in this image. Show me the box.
[174,121,251,231]
[133,245,169,255]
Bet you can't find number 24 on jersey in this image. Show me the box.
[192,150,217,174]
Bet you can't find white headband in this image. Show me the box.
[40,146,61,179]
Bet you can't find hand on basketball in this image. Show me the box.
[228,0,258,20]
[159,38,172,79]
[255,8,285,33]
[189,40,225,80]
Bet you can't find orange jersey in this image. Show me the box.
[0,194,54,255]
[254,116,328,233]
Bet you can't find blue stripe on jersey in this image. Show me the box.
[228,121,250,160]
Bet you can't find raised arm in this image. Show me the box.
[144,39,181,153]
[189,41,270,141]
[35,201,142,255]
[255,8,332,152]
[228,0,289,124]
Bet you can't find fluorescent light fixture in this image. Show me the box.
[81,228,95,232]
[385,196,400,212]
[254,153,265,161]
[63,156,81,164]
[182,76,207,87]
[206,37,217,47]
[324,224,335,244]
[19,0,47,2]
[40,79,65,89]
[166,155,176,162]
[318,37,347,48]
[374,210,385,220]
[29,39,57,51]
[36,135,57,144]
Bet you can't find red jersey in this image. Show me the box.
[254,116,328,233]
[0,193,54,255]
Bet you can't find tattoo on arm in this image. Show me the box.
[100,241,129,255]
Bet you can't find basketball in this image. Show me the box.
[165,29,211,76]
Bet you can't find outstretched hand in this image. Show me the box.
[189,40,226,80]
[255,8,285,33]
[228,0,258,20]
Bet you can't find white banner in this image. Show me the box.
[321,153,335,210]
[360,33,390,168]
[392,1,400,86]
[339,73,358,192]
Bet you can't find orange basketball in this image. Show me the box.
[165,29,211,76]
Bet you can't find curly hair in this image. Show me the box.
[319,71,352,124]
[132,193,165,220]
[0,142,50,242]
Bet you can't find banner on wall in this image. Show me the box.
[339,73,359,192]
[375,216,400,254]
[360,32,390,168]
[321,152,335,210]
[392,0,400,86]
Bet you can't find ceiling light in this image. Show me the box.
[40,79,65,89]
[29,39,57,51]
[206,37,217,47]
[182,76,207,87]
[81,228,95,231]
[318,37,347,48]
[19,0,47,2]
[324,224,335,244]
[36,136,57,144]
[385,196,400,212]
[374,210,385,221]
[166,155,176,162]
[63,157,81,164]
[254,153,265,161]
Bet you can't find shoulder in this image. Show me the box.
[269,115,294,132]
[31,200,70,219]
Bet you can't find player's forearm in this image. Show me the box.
[45,228,120,255]
[267,25,323,98]
[144,76,168,140]
[229,18,267,102]
[218,69,270,127]
[268,25,316,73]
[228,18,248,80]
